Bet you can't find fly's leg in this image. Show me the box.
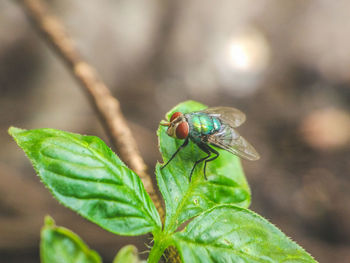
[161,138,189,170]
[203,145,219,178]
[189,142,211,182]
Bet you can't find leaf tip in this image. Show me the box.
[44,215,56,227]
[113,245,139,263]
[8,127,28,144]
[8,126,21,137]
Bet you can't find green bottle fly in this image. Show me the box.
[160,107,260,182]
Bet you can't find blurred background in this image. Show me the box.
[1,0,350,262]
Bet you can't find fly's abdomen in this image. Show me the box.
[187,113,221,139]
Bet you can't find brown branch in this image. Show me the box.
[17,1,184,261]
[18,0,164,220]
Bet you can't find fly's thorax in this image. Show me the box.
[186,113,222,141]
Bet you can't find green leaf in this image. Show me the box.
[113,245,144,263]
[172,205,317,263]
[41,215,101,263]
[156,101,251,232]
[9,127,161,236]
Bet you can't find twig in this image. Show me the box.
[17,1,183,261]
[18,0,164,220]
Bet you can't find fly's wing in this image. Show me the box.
[206,125,260,161]
[200,107,246,128]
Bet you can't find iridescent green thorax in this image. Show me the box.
[185,113,221,142]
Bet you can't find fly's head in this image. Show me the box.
[160,112,189,140]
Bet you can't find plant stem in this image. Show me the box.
[148,235,170,263]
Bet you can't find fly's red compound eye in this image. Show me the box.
[176,122,189,139]
[170,112,183,122]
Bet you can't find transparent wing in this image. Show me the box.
[200,107,246,128]
[206,125,260,161]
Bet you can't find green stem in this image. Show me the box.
[148,234,170,263]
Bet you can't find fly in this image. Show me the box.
[160,107,260,182]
